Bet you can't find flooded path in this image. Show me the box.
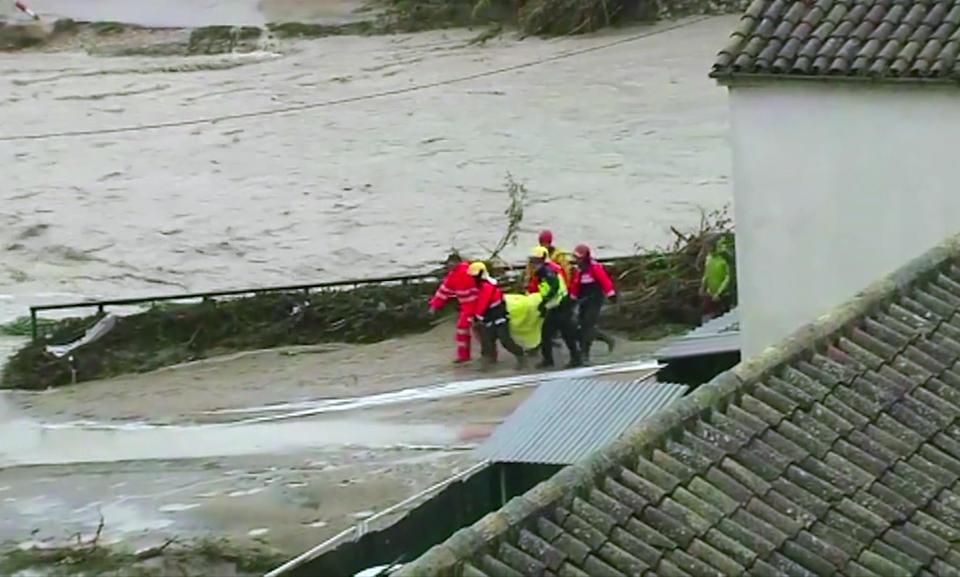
[0,410,460,467]
[0,16,734,317]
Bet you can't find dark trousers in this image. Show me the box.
[481,321,524,360]
[578,297,604,358]
[541,300,580,365]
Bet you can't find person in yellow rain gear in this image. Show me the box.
[530,246,582,368]
[538,230,572,281]
[524,229,572,292]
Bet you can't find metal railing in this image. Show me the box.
[26,255,643,341]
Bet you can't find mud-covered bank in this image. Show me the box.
[0,0,746,56]
[2,216,733,390]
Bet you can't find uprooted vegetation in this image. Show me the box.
[0,532,287,577]
[1,173,733,391]
[379,0,746,36]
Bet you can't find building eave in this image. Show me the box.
[710,71,960,89]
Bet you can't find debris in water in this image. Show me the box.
[305,520,327,528]
[158,503,201,512]
[227,488,265,498]
[248,528,269,537]
[352,510,374,519]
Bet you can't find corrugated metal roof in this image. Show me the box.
[685,307,739,337]
[475,378,688,465]
[655,307,741,360]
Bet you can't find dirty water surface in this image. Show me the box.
[1,16,733,309]
[0,14,731,572]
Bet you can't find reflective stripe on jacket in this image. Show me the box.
[474,280,506,324]
[429,262,478,313]
[527,261,567,294]
[537,264,568,310]
[570,260,615,300]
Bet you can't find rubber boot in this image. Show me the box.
[599,333,615,352]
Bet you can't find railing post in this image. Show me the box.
[30,308,37,342]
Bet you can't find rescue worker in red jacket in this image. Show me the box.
[530,246,582,368]
[429,259,479,363]
[570,244,617,364]
[468,262,525,368]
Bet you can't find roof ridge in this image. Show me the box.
[396,232,960,576]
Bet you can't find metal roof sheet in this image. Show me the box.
[655,332,741,359]
[475,378,688,465]
[685,307,739,337]
[655,307,741,360]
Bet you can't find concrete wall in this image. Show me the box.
[728,81,960,356]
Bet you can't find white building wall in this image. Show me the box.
[728,81,960,357]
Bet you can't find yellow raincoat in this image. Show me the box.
[505,292,544,350]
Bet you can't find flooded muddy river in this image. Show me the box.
[0,0,369,27]
[0,16,733,320]
[0,14,732,568]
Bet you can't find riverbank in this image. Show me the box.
[0,0,745,53]
[2,212,732,390]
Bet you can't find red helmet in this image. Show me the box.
[538,230,553,245]
[573,244,591,259]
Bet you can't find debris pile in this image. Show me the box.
[1,210,732,390]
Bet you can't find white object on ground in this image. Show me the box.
[45,314,118,358]
[354,564,401,577]
[206,359,663,424]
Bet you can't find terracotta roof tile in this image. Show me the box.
[712,0,960,80]
[399,235,960,577]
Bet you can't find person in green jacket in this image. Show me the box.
[699,234,733,322]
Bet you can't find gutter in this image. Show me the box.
[710,71,960,88]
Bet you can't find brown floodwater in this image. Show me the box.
[0,16,734,323]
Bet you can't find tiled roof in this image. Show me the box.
[396,233,960,577]
[711,0,960,81]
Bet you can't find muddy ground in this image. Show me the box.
[0,319,661,574]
